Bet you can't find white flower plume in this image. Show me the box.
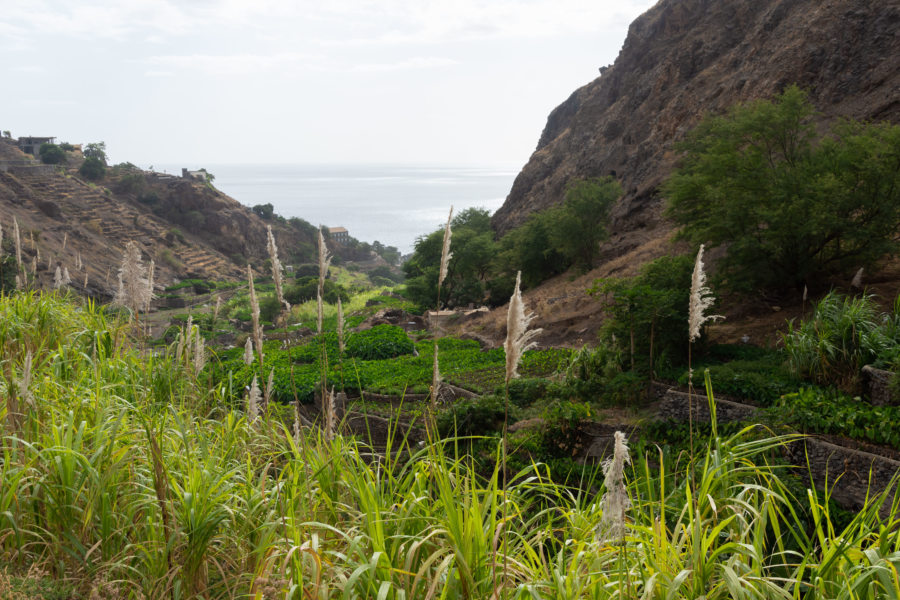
[113,241,151,314]
[317,228,332,334]
[431,341,442,407]
[248,376,261,422]
[248,264,263,365]
[598,431,631,542]
[267,225,290,312]
[244,337,254,365]
[439,206,453,287]
[688,244,722,342]
[504,271,542,384]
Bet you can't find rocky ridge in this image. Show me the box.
[492,0,900,255]
[0,139,318,299]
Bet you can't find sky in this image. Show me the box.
[2,0,658,168]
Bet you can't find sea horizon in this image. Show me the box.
[153,162,520,255]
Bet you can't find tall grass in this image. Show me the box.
[784,290,900,390]
[2,292,900,598]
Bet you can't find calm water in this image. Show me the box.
[157,164,519,254]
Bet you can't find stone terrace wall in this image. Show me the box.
[659,387,900,511]
[658,389,758,423]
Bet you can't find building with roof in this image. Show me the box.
[18,136,56,157]
[328,226,350,243]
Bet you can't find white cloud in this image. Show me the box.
[141,52,323,75]
[350,56,458,72]
[141,52,457,75]
[12,65,46,73]
[1,0,657,44]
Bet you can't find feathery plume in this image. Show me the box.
[175,330,185,364]
[62,232,67,252]
[76,251,82,271]
[431,342,442,408]
[30,256,37,275]
[54,265,62,288]
[112,241,151,314]
[213,296,221,324]
[28,230,34,251]
[192,327,206,376]
[46,252,52,270]
[62,267,71,287]
[248,376,261,422]
[15,274,22,289]
[802,285,808,303]
[317,228,332,335]
[264,368,275,413]
[851,267,864,289]
[244,337,254,365]
[597,431,631,542]
[19,350,34,411]
[323,387,336,442]
[146,260,155,311]
[83,270,88,289]
[266,225,290,313]
[504,271,542,384]
[688,244,722,343]
[36,245,40,263]
[13,217,22,267]
[293,406,302,446]
[336,297,345,354]
[438,206,453,288]
[181,316,193,366]
[247,264,264,365]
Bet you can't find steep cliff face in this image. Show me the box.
[492,0,900,246]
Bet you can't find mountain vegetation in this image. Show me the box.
[403,178,621,309]
[666,86,900,293]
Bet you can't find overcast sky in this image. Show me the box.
[3,0,657,168]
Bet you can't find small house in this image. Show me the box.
[328,227,350,243]
[18,136,56,156]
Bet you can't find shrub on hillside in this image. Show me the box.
[666,86,900,293]
[589,254,694,374]
[79,156,106,180]
[437,394,507,436]
[39,143,66,164]
[345,324,414,360]
[285,276,348,305]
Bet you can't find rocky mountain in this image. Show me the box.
[0,139,319,300]
[492,0,900,255]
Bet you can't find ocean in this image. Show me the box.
[156,163,520,255]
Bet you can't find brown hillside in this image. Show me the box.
[0,139,318,300]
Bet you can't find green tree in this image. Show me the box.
[252,203,275,220]
[79,156,106,180]
[589,254,694,374]
[549,177,620,270]
[494,211,568,291]
[39,143,66,165]
[285,277,349,305]
[83,141,107,164]
[402,207,497,308]
[665,85,900,293]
